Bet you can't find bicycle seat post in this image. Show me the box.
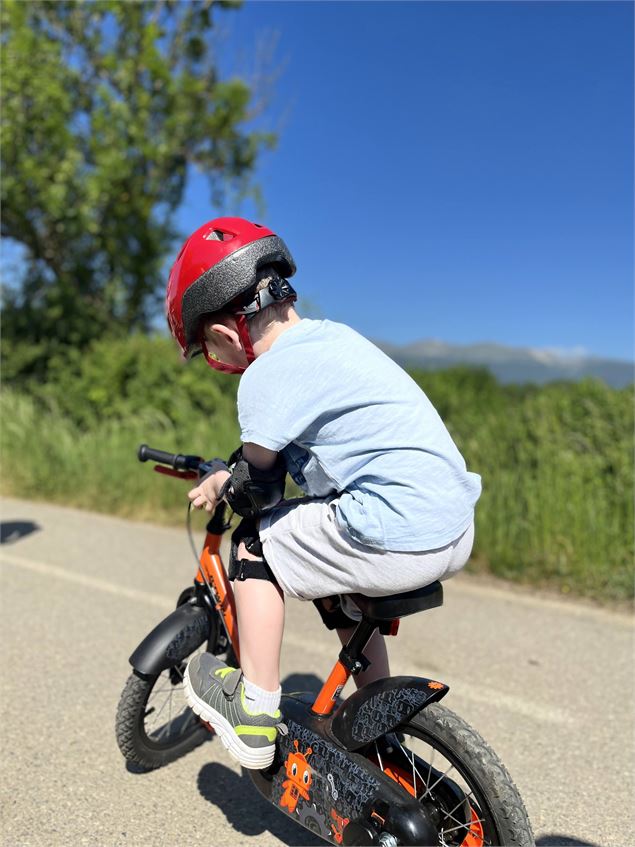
[339,617,376,676]
[311,617,377,717]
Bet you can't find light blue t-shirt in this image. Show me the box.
[237,319,481,551]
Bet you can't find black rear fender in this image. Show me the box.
[330,675,449,751]
[129,601,212,677]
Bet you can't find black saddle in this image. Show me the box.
[348,580,443,622]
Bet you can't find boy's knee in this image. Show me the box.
[229,517,277,584]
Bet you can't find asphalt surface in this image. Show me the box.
[1,496,633,847]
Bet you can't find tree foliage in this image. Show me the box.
[1,0,274,371]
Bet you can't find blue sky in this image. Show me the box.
[179,0,634,360]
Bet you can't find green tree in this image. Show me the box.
[1,0,274,377]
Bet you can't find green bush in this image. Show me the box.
[0,389,240,523]
[37,334,239,430]
[1,336,633,602]
[1,335,242,521]
[412,370,634,601]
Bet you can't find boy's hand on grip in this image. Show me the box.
[188,466,231,513]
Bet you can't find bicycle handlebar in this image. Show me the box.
[137,444,202,472]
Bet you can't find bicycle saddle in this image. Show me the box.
[349,580,443,621]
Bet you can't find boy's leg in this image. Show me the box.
[233,542,285,691]
[183,532,283,770]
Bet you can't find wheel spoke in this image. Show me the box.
[444,790,479,822]
[155,718,171,741]
[374,740,384,772]
[153,701,174,739]
[410,747,416,791]
[116,636,212,771]
[439,806,481,832]
[149,684,173,724]
[180,708,196,732]
[394,737,428,791]
[149,684,176,696]
[367,722,506,847]
[426,747,435,793]
[440,818,487,837]
[156,704,191,741]
[147,647,206,738]
[418,761,458,801]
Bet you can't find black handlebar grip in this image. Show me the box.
[138,444,178,465]
[137,444,202,471]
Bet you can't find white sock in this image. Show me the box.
[242,677,282,716]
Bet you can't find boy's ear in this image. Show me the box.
[209,321,242,351]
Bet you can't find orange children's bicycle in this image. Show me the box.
[116,445,534,847]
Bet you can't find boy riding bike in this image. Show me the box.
[165,217,481,770]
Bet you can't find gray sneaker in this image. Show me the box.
[184,653,281,769]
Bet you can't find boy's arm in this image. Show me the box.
[241,441,278,471]
[188,442,279,512]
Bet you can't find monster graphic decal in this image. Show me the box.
[280,740,313,813]
[330,808,350,843]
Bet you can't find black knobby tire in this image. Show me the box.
[381,703,534,847]
[115,667,211,771]
[115,592,235,771]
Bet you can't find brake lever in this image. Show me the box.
[153,465,198,481]
[198,458,230,479]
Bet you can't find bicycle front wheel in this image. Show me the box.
[367,703,534,847]
[115,641,211,771]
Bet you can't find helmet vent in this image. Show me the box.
[203,229,234,242]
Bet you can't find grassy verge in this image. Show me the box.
[413,370,634,603]
[0,391,238,524]
[2,346,632,604]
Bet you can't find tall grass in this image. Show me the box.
[413,370,634,601]
[0,390,240,523]
[1,336,632,602]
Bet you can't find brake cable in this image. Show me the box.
[186,500,233,606]
[186,501,220,605]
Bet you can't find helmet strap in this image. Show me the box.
[235,279,297,319]
[199,279,290,373]
[200,334,246,375]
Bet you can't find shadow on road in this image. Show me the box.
[197,761,323,846]
[0,520,40,544]
[195,672,330,844]
[282,672,324,696]
[537,837,601,846]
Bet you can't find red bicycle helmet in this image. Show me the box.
[166,217,296,373]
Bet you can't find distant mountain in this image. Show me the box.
[375,339,633,388]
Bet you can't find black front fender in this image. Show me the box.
[330,675,449,751]
[129,602,212,677]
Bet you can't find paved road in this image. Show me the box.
[1,496,633,847]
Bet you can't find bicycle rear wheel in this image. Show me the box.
[367,703,534,847]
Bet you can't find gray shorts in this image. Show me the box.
[259,496,475,603]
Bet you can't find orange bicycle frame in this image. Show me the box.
[196,529,358,718]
